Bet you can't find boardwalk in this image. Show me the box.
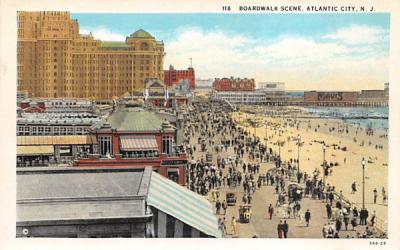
[185,102,384,238]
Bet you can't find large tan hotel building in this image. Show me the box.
[17,11,165,99]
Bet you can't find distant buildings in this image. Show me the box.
[130,78,190,108]
[17,167,221,238]
[213,77,255,92]
[213,91,268,105]
[164,65,195,89]
[194,79,213,97]
[257,82,285,93]
[18,11,165,99]
[303,89,388,106]
[19,98,94,113]
[212,78,288,105]
[195,79,213,88]
[304,91,359,103]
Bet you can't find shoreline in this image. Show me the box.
[231,109,388,229]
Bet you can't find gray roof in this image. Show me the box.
[17,171,144,200]
[106,108,163,131]
[17,199,146,223]
[17,168,151,223]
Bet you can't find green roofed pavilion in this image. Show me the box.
[107,108,163,132]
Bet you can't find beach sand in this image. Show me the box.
[231,110,388,229]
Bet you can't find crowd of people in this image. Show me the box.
[179,101,386,239]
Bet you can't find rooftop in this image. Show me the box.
[17,167,151,223]
[128,29,154,39]
[17,168,146,200]
[16,167,220,237]
[106,107,164,132]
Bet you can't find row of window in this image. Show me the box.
[17,125,89,136]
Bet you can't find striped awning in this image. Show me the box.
[17,145,54,156]
[147,173,222,238]
[17,135,97,146]
[120,135,158,151]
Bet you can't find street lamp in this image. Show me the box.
[278,129,283,167]
[264,119,268,153]
[322,144,327,186]
[297,134,301,173]
[361,157,366,209]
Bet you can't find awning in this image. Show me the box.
[147,173,222,238]
[17,135,97,146]
[17,145,54,156]
[120,135,158,151]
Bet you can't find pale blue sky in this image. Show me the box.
[71,13,390,90]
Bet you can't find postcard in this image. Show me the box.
[1,0,399,250]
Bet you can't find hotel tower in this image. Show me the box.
[17,11,165,99]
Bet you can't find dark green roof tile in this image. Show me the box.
[107,108,162,131]
[129,29,154,39]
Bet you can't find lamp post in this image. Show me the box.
[361,157,366,209]
[297,134,301,173]
[322,144,327,186]
[264,119,268,148]
[278,129,282,167]
[278,130,282,158]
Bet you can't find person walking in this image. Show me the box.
[351,182,357,194]
[326,203,332,220]
[222,200,227,215]
[231,216,237,236]
[370,211,376,227]
[329,192,334,206]
[216,199,221,215]
[277,220,283,238]
[335,218,342,232]
[382,187,387,205]
[221,217,227,235]
[373,188,378,204]
[283,220,289,238]
[351,216,357,231]
[344,212,350,231]
[305,209,311,227]
[268,204,274,220]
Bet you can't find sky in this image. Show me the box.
[72,13,390,91]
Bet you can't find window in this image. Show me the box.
[31,126,38,135]
[167,170,179,183]
[37,126,44,135]
[23,126,30,135]
[53,127,60,135]
[66,127,73,135]
[98,136,112,156]
[59,127,67,135]
[162,136,173,155]
[17,126,24,136]
[76,127,84,135]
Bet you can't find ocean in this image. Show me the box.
[303,106,389,131]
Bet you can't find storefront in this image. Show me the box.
[17,135,98,166]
